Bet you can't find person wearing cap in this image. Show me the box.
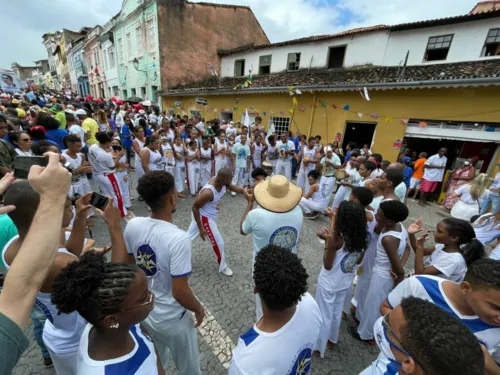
[275,132,296,181]
[240,175,304,319]
[76,109,99,146]
[15,108,26,120]
[226,121,237,136]
[51,104,66,130]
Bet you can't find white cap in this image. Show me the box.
[229,121,235,125]
[75,109,87,115]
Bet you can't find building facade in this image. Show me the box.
[162,5,500,177]
[42,32,60,89]
[100,14,120,98]
[84,26,108,98]
[68,38,90,96]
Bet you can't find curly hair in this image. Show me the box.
[137,170,175,211]
[400,296,484,375]
[379,200,409,223]
[335,201,369,253]
[51,251,137,325]
[253,244,308,311]
[464,258,500,290]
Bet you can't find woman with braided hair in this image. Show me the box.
[51,251,165,375]
[314,201,369,357]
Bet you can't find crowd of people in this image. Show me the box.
[0,88,499,375]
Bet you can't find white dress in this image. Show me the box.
[174,144,186,193]
[187,149,200,195]
[214,139,228,174]
[199,147,213,187]
[134,138,145,181]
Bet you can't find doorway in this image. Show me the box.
[342,121,377,150]
[219,112,233,123]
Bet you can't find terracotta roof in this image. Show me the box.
[391,7,500,31]
[163,59,500,94]
[218,25,389,56]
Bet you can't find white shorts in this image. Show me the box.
[410,177,422,189]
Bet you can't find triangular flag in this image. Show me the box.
[321,101,327,108]
[288,86,295,92]
[357,112,363,119]
[359,89,366,100]
[295,89,302,95]
[401,119,408,125]
[364,87,371,101]
[418,121,428,128]
[299,106,305,111]
[292,97,298,106]
[280,111,284,115]
[332,104,337,109]
[289,91,295,96]
[385,116,393,122]
[289,108,294,114]
[343,105,350,111]
[263,111,267,116]
[311,102,317,108]
[371,113,379,119]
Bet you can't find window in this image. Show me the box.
[108,46,115,68]
[424,34,453,61]
[259,55,272,74]
[140,86,146,99]
[136,25,142,56]
[122,89,128,98]
[118,38,124,63]
[146,19,155,52]
[126,33,132,58]
[103,49,108,70]
[151,85,158,102]
[287,53,301,71]
[328,46,346,69]
[481,28,500,57]
[234,59,245,76]
[131,88,137,96]
[93,46,99,66]
[269,117,290,135]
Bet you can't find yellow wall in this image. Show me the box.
[162,86,500,163]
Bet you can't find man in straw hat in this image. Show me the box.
[240,175,304,319]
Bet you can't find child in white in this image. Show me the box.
[161,137,176,176]
[275,134,296,180]
[314,202,368,357]
[296,137,317,193]
[299,170,328,215]
[232,136,251,189]
[199,137,213,188]
[265,135,279,174]
[186,141,201,196]
[173,136,187,194]
[214,132,228,174]
[112,139,132,209]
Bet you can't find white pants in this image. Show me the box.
[343,279,356,315]
[357,272,394,340]
[297,166,313,193]
[187,163,200,195]
[332,185,347,210]
[299,197,324,214]
[314,285,348,357]
[188,216,227,272]
[45,347,78,375]
[276,160,292,180]
[215,157,227,175]
[354,246,378,322]
[320,176,336,204]
[94,173,127,217]
[142,312,201,375]
[200,162,212,188]
[175,163,186,193]
[116,171,131,208]
[232,167,248,188]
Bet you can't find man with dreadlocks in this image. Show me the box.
[375,258,500,375]
[229,245,322,374]
[314,201,369,357]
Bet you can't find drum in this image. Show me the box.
[334,170,347,180]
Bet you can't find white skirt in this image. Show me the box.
[451,200,479,221]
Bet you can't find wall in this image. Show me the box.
[220,30,389,77]
[157,0,269,89]
[101,38,119,96]
[163,86,500,168]
[383,17,500,65]
[114,0,160,100]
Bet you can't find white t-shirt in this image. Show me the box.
[226,126,237,135]
[125,217,192,323]
[276,140,296,161]
[242,206,303,263]
[455,184,489,204]
[320,154,341,177]
[370,168,383,179]
[318,247,362,292]
[394,182,406,202]
[88,144,114,175]
[387,275,500,362]
[69,124,86,144]
[77,324,159,375]
[425,244,467,282]
[195,122,205,133]
[229,293,322,375]
[423,154,447,182]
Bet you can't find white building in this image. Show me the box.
[100,13,120,98]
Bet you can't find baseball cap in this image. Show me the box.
[75,109,87,115]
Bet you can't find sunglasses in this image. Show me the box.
[383,313,428,373]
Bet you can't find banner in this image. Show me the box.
[0,70,21,92]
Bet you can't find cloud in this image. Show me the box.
[2,0,478,70]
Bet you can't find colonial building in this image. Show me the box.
[84,26,108,98]
[162,2,500,177]
[100,13,121,98]
[68,37,89,96]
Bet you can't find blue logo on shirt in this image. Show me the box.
[136,244,157,276]
[288,347,312,374]
[270,226,298,249]
[341,252,361,273]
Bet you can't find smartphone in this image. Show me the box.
[90,192,109,210]
[14,156,48,179]
[111,145,123,152]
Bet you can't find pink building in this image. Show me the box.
[84,26,108,98]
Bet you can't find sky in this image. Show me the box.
[1,0,479,69]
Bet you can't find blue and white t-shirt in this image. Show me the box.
[125,217,192,323]
[77,324,159,374]
[229,293,322,375]
[364,275,500,374]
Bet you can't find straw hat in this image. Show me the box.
[254,175,302,213]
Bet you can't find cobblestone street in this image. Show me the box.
[12,179,445,375]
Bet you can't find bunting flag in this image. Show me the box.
[321,101,327,108]
[385,116,393,122]
[233,106,238,111]
[292,97,298,106]
[299,106,306,111]
[419,121,428,128]
[364,87,371,101]
[295,89,302,95]
[311,102,317,108]
[280,111,284,115]
[289,108,294,114]
[371,113,379,119]
[357,112,363,119]
[401,119,409,125]
[332,104,337,109]
[343,105,350,111]
[263,111,267,116]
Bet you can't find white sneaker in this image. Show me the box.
[221,266,234,276]
[231,192,236,197]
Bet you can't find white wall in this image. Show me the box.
[220,30,389,77]
[383,17,500,66]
